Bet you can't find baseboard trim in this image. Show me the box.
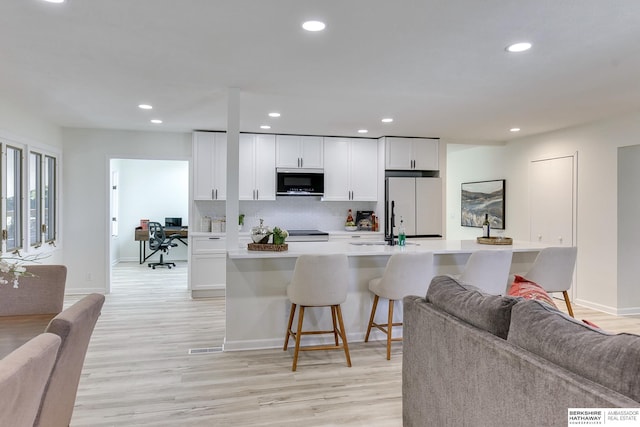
[574,298,640,316]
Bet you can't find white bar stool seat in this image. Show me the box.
[365,252,434,360]
[520,246,578,317]
[283,254,351,371]
[458,249,513,295]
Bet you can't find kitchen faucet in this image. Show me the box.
[388,200,396,246]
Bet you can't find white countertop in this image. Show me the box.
[227,239,549,259]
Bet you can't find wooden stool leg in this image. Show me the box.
[335,305,352,367]
[292,306,305,371]
[563,291,575,318]
[387,299,394,360]
[331,306,339,346]
[365,295,379,343]
[283,303,296,351]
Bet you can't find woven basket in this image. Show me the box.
[247,243,289,252]
[476,236,513,245]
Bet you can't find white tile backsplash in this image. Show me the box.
[195,199,378,232]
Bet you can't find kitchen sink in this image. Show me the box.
[349,241,420,246]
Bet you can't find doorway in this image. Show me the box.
[109,158,189,293]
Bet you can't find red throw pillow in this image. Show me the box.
[508,275,558,309]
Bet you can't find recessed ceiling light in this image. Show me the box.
[510,127,521,132]
[138,104,153,110]
[506,42,532,53]
[268,112,281,118]
[150,119,163,124]
[302,20,326,32]
[357,129,368,134]
[381,118,394,123]
[42,0,65,3]
[260,125,271,130]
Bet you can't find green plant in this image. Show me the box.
[238,214,245,226]
[272,227,288,245]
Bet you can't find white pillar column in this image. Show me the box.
[226,88,240,250]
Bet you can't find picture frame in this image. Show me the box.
[461,179,505,229]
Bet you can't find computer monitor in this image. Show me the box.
[165,217,182,228]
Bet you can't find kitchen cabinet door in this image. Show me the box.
[385,137,413,170]
[350,138,378,201]
[239,134,276,200]
[193,131,226,200]
[322,138,350,201]
[275,135,300,168]
[276,135,323,168]
[323,138,377,201]
[413,139,439,171]
[300,136,323,168]
[254,134,276,200]
[238,134,255,200]
[189,236,226,298]
[385,137,439,171]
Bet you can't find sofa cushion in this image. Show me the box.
[508,299,640,402]
[507,275,558,308]
[426,275,518,339]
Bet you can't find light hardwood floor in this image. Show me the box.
[69,262,640,426]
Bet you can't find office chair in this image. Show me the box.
[148,221,179,269]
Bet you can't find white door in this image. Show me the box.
[385,137,413,170]
[212,133,227,200]
[530,155,576,297]
[530,156,575,246]
[193,132,215,200]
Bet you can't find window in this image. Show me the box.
[29,152,42,247]
[5,146,23,252]
[44,155,56,242]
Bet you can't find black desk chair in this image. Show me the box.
[148,221,180,269]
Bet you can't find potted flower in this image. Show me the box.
[272,227,289,245]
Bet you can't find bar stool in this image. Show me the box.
[283,254,351,371]
[365,252,434,360]
[458,249,513,295]
[520,246,578,317]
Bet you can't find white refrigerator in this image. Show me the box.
[386,177,442,238]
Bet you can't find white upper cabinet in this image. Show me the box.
[385,137,439,171]
[193,131,226,200]
[239,134,276,200]
[276,135,323,169]
[323,137,378,201]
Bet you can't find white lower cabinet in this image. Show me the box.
[189,235,226,298]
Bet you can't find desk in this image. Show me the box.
[0,314,55,358]
[134,227,188,264]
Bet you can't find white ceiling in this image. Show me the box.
[2,0,640,142]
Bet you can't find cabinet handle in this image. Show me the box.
[215,189,218,200]
[300,157,303,168]
[212,189,215,199]
[208,237,220,240]
[256,189,259,200]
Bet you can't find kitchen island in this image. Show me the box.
[225,239,548,351]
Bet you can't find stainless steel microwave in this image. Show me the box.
[276,168,324,196]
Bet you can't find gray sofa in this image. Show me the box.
[403,275,640,427]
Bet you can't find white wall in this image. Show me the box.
[62,128,191,294]
[113,159,189,263]
[446,109,640,314]
[0,98,64,265]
